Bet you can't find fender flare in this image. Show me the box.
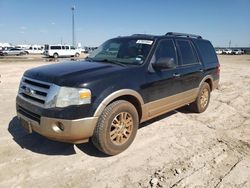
[199,75,213,90]
[93,89,144,117]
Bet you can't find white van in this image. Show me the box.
[44,45,81,58]
[25,45,44,54]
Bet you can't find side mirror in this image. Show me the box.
[152,57,176,69]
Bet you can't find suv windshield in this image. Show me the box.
[88,38,154,65]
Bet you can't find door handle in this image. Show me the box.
[173,73,181,78]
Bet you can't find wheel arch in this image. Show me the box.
[53,52,59,57]
[199,75,213,91]
[93,89,144,121]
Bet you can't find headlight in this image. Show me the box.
[56,87,91,107]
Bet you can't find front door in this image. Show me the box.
[144,39,182,118]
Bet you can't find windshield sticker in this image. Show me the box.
[136,40,153,45]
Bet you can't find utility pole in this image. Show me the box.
[71,5,75,47]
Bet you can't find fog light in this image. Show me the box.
[52,122,64,132]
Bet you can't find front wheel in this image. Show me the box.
[189,82,211,113]
[92,100,139,155]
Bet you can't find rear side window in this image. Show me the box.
[51,46,61,50]
[194,40,217,64]
[176,40,198,65]
[65,46,69,50]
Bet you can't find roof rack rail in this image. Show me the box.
[131,34,154,37]
[165,32,202,39]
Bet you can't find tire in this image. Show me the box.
[53,53,59,58]
[75,53,80,57]
[92,100,139,155]
[189,82,211,113]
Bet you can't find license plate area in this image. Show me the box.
[20,118,33,133]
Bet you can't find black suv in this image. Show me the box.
[16,32,220,155]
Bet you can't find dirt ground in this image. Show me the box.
[0,55,250,188]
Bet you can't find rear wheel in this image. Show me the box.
[53,53,59,58]
[189,82,210,113]
[75,53,80,57]
[92,100,139,155]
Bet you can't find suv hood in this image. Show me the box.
[24,60,125,87]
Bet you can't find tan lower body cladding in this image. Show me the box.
[141,88,199,122]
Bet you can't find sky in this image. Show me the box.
[0,0,249,47]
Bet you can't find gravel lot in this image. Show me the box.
[0,55,250,188]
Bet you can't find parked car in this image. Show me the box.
[223,49,233,55]
[215,49,223,55]
[232,49,244,55]
[16,32,220,155]
[81,47,98,54]
[0,48,26,56]
[44,45,81,58]
[25,46,44,54]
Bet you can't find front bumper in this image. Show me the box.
[17,108,98,144]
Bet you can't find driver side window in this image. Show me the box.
[154,39,177,65]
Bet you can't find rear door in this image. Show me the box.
[65,46,70,56]
[175,39,203,95]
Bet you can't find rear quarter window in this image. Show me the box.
[194,40,218,64]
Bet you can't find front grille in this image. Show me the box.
[19,77,51,105]
[17,105,41,123]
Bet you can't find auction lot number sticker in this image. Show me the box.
[136,40,153,45]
